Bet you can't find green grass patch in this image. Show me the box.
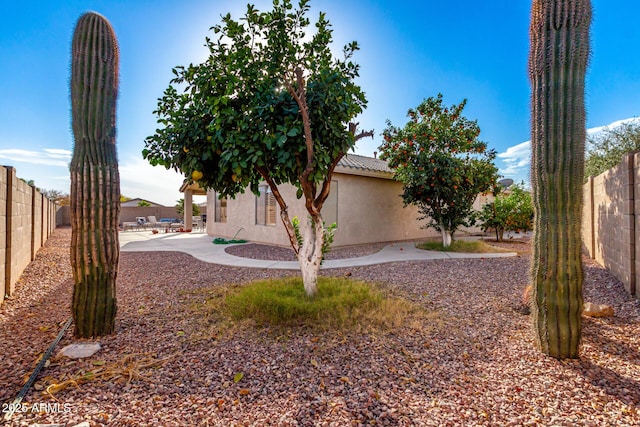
[416,239,509,253]
[190,276,436,335]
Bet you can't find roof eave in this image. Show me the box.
[334,166,394,179]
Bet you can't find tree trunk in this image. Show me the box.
[297,215,325,297]
[529,0,591,359]
[441,227,452,248]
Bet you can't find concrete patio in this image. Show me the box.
[119,230,518,270]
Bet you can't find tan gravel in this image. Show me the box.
[1,228,639,426]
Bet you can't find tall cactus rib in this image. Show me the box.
[70,12,121,338]
[529,0,591,359]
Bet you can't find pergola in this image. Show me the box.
[179,181,207,231]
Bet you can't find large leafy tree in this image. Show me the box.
[585,121,640,179]
[143,0,370,296]
[379,94,498,247]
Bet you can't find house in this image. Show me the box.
[185,154,491,247]
[121,198,165,207]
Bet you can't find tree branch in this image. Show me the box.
[256,166,300,254]
[286,66,318,217]
[314,151,344,209]
[349,122,374,142]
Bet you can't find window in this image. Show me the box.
[214,194,227,223]
[256,185,276,226]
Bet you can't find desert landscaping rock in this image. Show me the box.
[1,228,639,426]
[59,342,102,359]
[583,301,615,318]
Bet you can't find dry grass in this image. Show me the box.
[416,239,511,253]
[37,353,175,400]
[187,276,441,336]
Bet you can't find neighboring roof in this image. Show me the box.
[121,198,165,207]
[336,153,393,178]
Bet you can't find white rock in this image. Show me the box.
[59,342,101,359]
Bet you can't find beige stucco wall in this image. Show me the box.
[206,171,494,247]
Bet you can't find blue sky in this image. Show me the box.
[1,0,638,206]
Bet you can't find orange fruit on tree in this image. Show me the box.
[191,170,203,181]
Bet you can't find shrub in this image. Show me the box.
[479,183,532,241]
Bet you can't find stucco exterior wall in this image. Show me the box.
[206,171,493,247]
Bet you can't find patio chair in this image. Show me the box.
[136,217,146,230]
[146,216,160,230]
[192,216,203,231]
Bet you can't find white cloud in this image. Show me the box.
[0,148,71,167]
[497,116,640,182]
[0,148,200,206]
[497,140,531,178]
[586,116,640,136]
[118,156,192,206]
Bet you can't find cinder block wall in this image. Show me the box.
[0,167,7,304]
[583,152,637,297]
[635,152,640,295]
[1,165,59,306]
[120,206,181,223]
[9,174,34,296]
[32,190,43,260]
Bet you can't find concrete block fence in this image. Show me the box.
[582,151,640,298]
[1,166,58,306]
[3,149,640,307]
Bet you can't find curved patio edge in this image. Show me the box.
[119,232,519,270]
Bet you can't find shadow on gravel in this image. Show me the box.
[572,358,640,407]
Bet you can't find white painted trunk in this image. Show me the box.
[297,216,324,297]
[441,228,452,248]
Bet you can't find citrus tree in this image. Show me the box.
[379,94,498,247]
[143,0,371,296]
[480,183,533,241]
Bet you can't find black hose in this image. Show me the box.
[3,317,73,422]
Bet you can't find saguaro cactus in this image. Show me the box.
[70,12,121,338]
[529,0,591,358]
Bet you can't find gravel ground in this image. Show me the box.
[1,228,639,426]
[225,242,390,261]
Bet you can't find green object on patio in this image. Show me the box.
[213,227,246,244]
[213,237,247,244]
